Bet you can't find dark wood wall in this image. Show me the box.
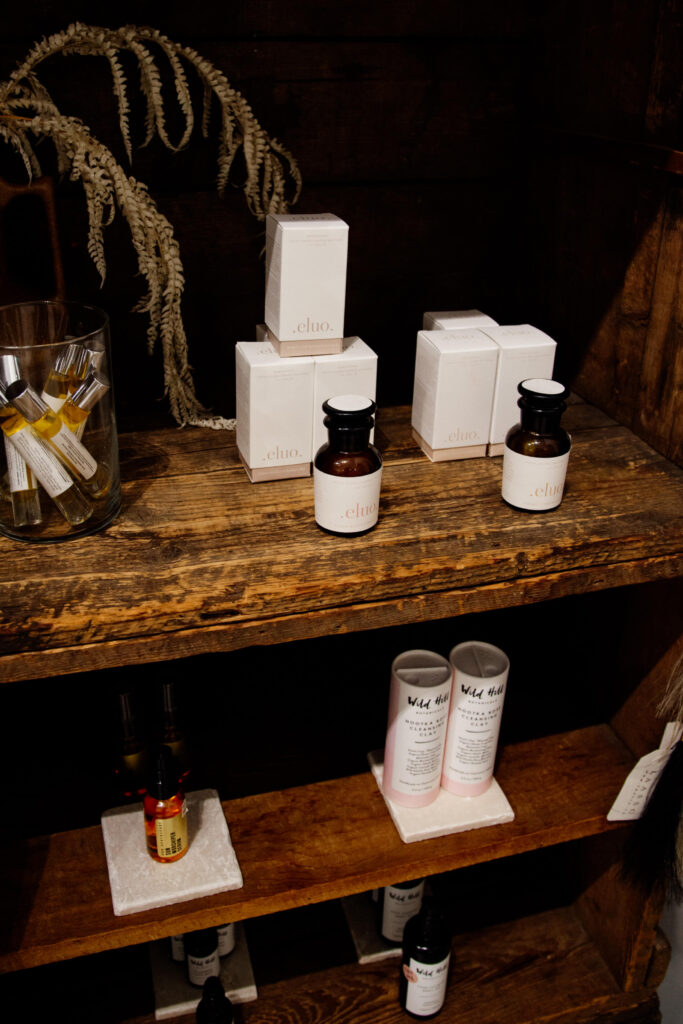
[1,1,681,461]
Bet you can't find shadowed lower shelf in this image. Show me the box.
[0,722,633,973]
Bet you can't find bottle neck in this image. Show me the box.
[520,408,563,435]
[327,426,371,452]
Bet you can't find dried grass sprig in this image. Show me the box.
[0,23,302,427]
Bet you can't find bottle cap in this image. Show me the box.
[55,342,88,379]
[69,370,110,412]
[196,975,234,1023]
[185,927,219,960]
[324,394,376,417]
[0,385,9,411]
[518,378,569,411]
[146,744,180,800]
[0,354,21,389]
[5,379,49,423]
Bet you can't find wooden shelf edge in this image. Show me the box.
[0,723,635,973]
[2,552,681,685]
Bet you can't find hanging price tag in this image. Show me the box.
[607,722,682,821]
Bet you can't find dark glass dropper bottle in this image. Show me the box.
[502,378,571,512]
[196,975,234,1023]
[160,680,191,783]
[313,394,382,536]
[399,901,451,1019]
[113,689,147,801]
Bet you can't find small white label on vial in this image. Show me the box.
[7,429,73,497]
[170,934,185,962]
[404,954,450,1016]
[502,447,570,510]
[314,467,381,532]
[41,390,66,413]
[381,882,425,942]
[50,421,98,480]
[4,436,30,491]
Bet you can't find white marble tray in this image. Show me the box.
[368,750,515,843]
[101,789,243,916]
[149,923,257,1019]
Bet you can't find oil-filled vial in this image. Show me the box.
[313,394,382,535]
[501,378,571,512]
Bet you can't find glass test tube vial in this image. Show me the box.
[6,379,111,499]
[0,386,92,526]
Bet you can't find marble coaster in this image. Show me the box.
[149,923,257,1020]
[341,892,403,963]
[368,751,515,844]
[101,789,243,916]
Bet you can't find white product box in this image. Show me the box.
[411,329,499,461]
[235,341,314,482]
[312,337,378,457]
[422,309,498,331]
[255,323,342,358]
[265,213,349,342]
[483,324,557,455]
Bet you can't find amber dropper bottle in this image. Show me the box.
[501,379,571,513]
[143,745,189,863]
[160,680,191,784]
[114,689,147,801]
[6,379,111,499]
[313,395,382,536]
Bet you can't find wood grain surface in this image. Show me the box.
[1,401,681,684]
[0,723,634,972]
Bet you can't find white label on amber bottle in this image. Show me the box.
[314,466,382,532]
[501,446,570,510]
[50,421,98,480]
[7,428,73,497]
[381,882,425,942]
[404,954,450,1016]
[155,811,188,859]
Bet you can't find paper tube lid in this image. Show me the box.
[5,379,48,423]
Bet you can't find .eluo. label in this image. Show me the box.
[404,954,450,1016]
[501,447,570,510]
[313,466,381,532]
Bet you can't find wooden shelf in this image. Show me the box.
[0,906,663,1024]
[0,722,633,973]
[0,399,682,684]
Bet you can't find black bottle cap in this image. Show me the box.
[517,378,569,412]
[146,744,179,799]
[196,975,234,1023]
[185,927,218,959]
[323,394,376,425]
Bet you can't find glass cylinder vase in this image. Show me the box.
[0,300,121,542]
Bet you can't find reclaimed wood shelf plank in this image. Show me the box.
[0,722,633,973]
[1,400,682,684]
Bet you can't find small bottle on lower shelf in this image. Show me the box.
[185,928,220,989]
[378,879,425,943]
[399,902,451,1020]
[196,975,234,1023]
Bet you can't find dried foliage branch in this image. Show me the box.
[0,23,302,427]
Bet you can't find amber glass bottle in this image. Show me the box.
[159,680,191,784]
[313,394,382,536]
[501,378,571,513]
[143,744,189,863]
[113,688,147,801]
